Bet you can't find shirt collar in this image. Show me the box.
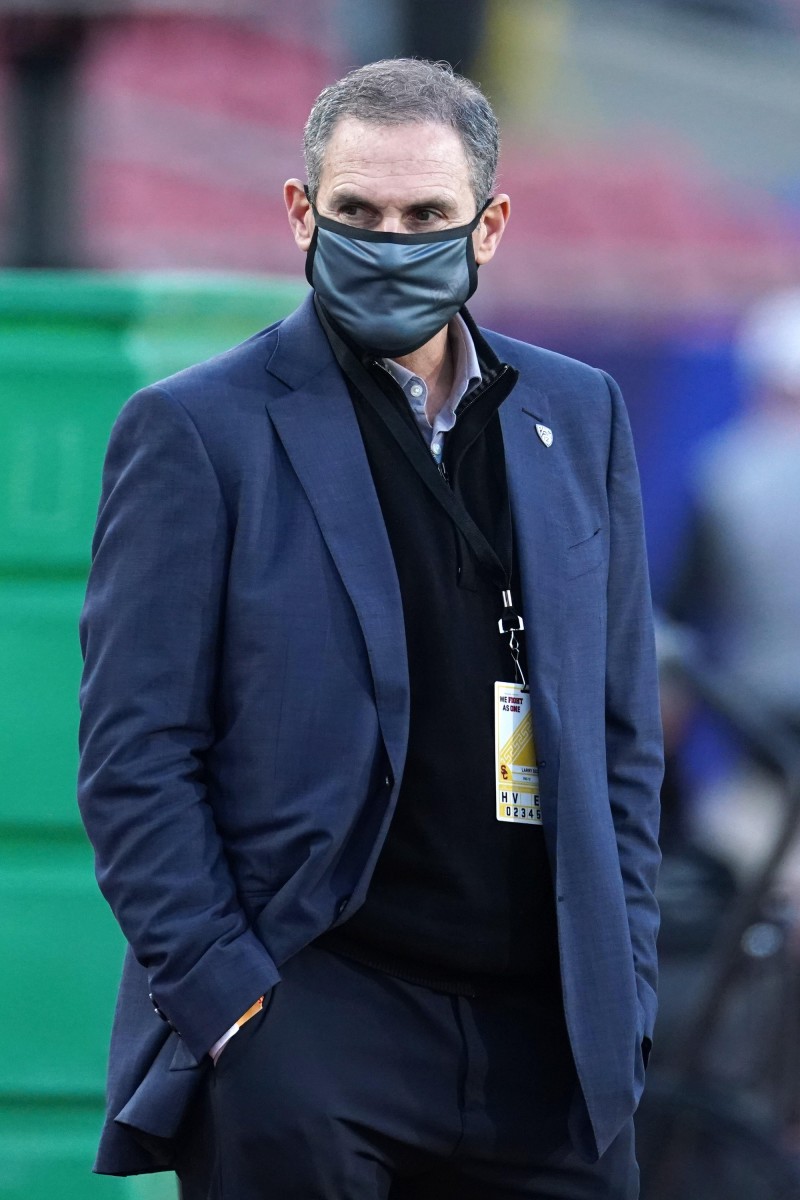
[382,313,481,418]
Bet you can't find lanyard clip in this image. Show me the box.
[498,588,524,634]
[499,589,527,689]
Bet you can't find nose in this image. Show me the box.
[375,216,403,234]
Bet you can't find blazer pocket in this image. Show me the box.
[565,527,605,579]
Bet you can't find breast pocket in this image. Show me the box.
[565,527,606,580]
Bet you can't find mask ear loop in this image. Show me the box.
[302,184,320,287]
[465,196,494,295]
[305,226,319,287]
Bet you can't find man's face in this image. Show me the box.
[286,117,508,266]
[317,117,477,233]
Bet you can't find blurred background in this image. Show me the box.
[1,1,799,1197]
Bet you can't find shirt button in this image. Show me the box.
[409,383,424,398]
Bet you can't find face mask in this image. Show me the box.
[305,198,490,358]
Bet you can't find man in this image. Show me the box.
[666,288,800,877]
[79,58,662,1199]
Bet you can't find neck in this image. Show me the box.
[394,325,454,421]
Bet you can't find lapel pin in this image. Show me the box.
[535,423,553,448]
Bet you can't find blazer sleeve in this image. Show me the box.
[601,370,663,1048]
[78,385,280,1062]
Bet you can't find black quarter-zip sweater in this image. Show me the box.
[316,305,560,996]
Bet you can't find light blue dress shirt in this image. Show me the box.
[382,314,481,465]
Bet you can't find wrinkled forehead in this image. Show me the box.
[317,117,473,201]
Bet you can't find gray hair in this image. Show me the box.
[303,58,498,208]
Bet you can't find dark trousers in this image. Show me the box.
[176,945,638,1199]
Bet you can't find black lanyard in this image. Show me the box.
[319,306,528,683]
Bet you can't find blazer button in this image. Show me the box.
[149,993,178,1033]
[337,896,351,917]
[149,992,167,1022]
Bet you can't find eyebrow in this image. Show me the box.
[328,190,458,214]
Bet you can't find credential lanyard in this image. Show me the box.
[333,330,527,688]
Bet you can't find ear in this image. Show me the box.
[284,179,315,253]
[473,194,510,266]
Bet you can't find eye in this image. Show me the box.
[406,207,451,232]
[334,202,376,227]
[411,208,441,225]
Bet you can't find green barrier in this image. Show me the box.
[0,271,307,1200]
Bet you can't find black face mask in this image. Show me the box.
[305,198,491,358]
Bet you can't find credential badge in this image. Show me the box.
[535,423,553,448]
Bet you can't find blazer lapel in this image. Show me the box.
[500,382,564,835]
[263,297,409,785]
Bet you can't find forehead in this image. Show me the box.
[318,117,472,204]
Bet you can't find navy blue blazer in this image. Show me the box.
[78,294,662,1175]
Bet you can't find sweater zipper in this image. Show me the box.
[373,360,511,488]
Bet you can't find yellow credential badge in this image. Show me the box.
[494,681,542,824]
